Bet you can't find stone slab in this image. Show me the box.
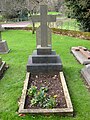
[32,55,60,63]
[81,65,90,86]
[37,46,52,55]
[71,49,90,65]
[0,40,10,54]
[32,50,60,63]
[27,56,62,73]
[33,50,56,55]
[18,72,73,116]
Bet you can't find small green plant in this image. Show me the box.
[45,97,56,108]
[28,86,56,108]
[31,98,38,106]
[28,86,37,96]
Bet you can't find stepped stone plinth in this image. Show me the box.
[27,50,62,73]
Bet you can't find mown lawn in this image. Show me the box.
[0,30,90,120]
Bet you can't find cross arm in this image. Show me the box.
[47,15,56,22]
[31,16,40,22]
[31,15,56,23]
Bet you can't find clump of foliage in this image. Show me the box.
[65,0,90,32]
[52,28,90,40]
[28,86,56,108]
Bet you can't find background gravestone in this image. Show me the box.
[27,5,62,73]
[0,24,10,54]
[81,65,90,86]
[0,57,6,78]
[71,46,90,65]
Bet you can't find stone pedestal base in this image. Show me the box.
[37,46,52,55]
[0,40,10,54]
[27,50,62,73]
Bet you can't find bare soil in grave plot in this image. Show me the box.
[24,72,67,109]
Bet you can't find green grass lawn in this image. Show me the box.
[48,12,60,15]
[0,30,90,120]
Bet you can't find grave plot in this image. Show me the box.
[18,72,73,116]
[81,64,90,87]
[19,5,73,116]
[71,46,90,65]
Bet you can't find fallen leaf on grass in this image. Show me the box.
[18,114,26,117]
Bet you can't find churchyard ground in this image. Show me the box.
[0,30,90,120]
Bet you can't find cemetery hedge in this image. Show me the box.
[0,30,90,120]
[5,27,90,40]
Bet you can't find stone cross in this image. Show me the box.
[32,5,56,47]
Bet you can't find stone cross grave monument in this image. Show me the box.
[27,5,62,73]
[0,24,10,54]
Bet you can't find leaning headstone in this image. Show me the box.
[0,57,7,78]
[81,64,90,86]
[71,46,90,65]
[0,24,10,54]
[27,5,62,73]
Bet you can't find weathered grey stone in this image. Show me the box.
[27,5,62,73]
[0,24,10,54]
[36,26,51,47]
[0,40,10,54]
[32,52,60,63]
[32,5,56,47]
[27,56,62,73]
[86,64,90,74]
[32,50,56,55]
[37,46,51,55]
[71,48,90,65]
[81,65,90,86]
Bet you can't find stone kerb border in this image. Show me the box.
[81,66,90,86]
[18,72,73,116]
[0,61,6,76]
